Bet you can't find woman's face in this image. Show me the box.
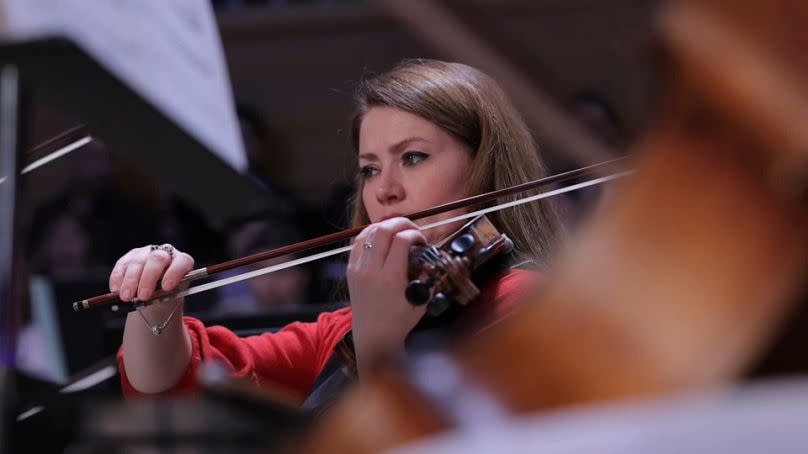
[358,106,474,243]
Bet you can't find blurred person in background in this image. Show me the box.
[60,138,160,265]
[214,216,311,315]
[236,102,301,220]
[28,197,97,281]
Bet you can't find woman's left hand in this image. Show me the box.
[347,217,428,374]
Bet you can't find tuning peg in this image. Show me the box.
[450,233,476,255]
[406,280,433,306]
[427,292,452,316]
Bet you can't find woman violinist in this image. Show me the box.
[113,59,561,401]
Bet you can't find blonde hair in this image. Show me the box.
[350,59,561,264]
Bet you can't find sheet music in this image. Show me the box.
[0,0,246,171]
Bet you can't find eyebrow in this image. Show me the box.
[358,137,432,161]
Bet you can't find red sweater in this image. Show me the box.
[118,269,538,400]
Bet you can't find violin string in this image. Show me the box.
[157,171,631,303]
[422,247,441,265]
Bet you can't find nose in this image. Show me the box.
[375,168,405,206]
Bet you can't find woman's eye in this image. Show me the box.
[402,151,428,166]
[358,165,379,179]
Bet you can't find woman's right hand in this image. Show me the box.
[109,245,195,302]
[117,245,196,394]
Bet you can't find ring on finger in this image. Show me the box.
[150,243,175,259]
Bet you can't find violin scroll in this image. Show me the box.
[405,215,513,316]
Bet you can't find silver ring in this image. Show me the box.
[363,241,373,250]
[150,243,174,259]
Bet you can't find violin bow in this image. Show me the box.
[73,156,630,311]
[0,124,91,185]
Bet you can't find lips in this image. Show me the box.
[380,213,406,221]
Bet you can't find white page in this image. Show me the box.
[0,0,246,171]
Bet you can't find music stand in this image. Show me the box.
[0,55,26,454]
[0,29,278,448]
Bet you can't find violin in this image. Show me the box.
[319,213,518,387]
[405,214,514,317]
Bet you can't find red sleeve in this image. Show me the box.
[117,307,353,400]
[456,268,542,335]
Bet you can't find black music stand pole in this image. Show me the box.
[0,62,28,452]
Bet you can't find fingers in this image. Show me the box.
[120,261,145,302]
[109,249,136,293]
[108,245,194,302]
[385,229,427,272]
[162,252,194,291]
[348,226,379,269]
[137,250,173,300]
[349,217,420,268]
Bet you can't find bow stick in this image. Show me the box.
[73,156,630,311]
